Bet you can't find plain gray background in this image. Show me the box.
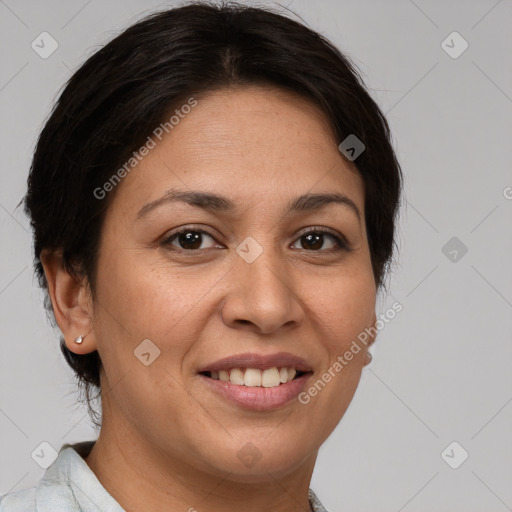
[1,0,511,511]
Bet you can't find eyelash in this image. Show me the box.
[161,225,352,254]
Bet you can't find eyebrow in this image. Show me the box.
[137,189,361,223]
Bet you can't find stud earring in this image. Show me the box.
[74,335,84,344]
[365,351,372,364]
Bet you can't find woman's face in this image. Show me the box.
[90,85,377,481]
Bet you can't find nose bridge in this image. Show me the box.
[222,234,303,333]
[237,233,291,300]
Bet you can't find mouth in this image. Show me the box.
[198,367,313,412]
[196,352,314,410]
[199,367,310,388]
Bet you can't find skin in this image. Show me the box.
[42,85,378,512]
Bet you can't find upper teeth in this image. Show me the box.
[210,367,298,387]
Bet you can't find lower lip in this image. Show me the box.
[198,373,312,411]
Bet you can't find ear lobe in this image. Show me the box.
[367,311,378,348]
[40,249,96,354]
[362,312,378,367]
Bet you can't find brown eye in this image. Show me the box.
[300,232,324,250]
[164,229,219,251]
[292,228,350,253]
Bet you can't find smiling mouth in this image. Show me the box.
[199,367,310,388]
[198,366,314,410]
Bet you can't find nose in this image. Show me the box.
[220,245,305,335]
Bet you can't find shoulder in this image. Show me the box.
[309,488,330,512]
[0,441,98,512]
[0,487,36,512]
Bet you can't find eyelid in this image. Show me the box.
[161,225,352,253]
[161,225,222,249]
[296,225,348,243]
[293,226,352,252]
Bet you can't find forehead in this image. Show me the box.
[172,86,344,164]
[112,85,364,215]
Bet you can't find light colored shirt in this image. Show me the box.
[0,441,329,511]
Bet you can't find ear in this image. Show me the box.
[40,249,97,355]
[363,311,378,367]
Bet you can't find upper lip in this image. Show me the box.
[198,352,313,373]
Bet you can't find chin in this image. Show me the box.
[200,442,315,483]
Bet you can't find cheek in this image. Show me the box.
[93,245,232,376]
[297,266,375,429]
[322,273,375,383]
[92,249,208,431]
[96,246,198,331]
[309,265,376,345]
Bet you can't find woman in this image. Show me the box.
[1,2,402,511]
